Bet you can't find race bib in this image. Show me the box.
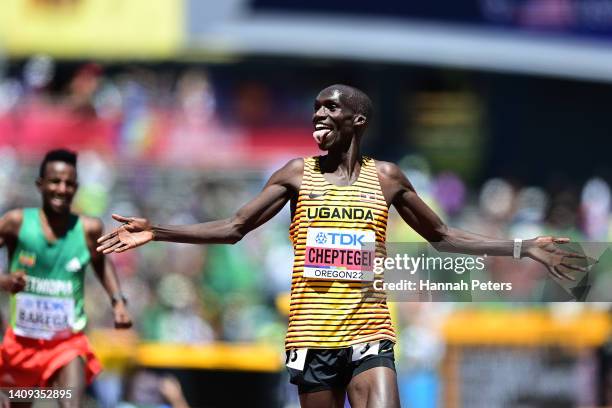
[303,228,375,282]
[14,293,75,340]
[286,348,308,371]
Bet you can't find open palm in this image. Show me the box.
[96,214,155,254]
[525,236,590,281]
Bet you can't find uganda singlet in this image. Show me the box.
[286,156,396,349]
[8,208,91,340]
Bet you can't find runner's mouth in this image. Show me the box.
[313,124,334,144]
[50,197,67,206]
[313,129,332,144]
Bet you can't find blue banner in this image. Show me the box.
[252,0,612,38]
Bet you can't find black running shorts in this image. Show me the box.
[285,340,396,394]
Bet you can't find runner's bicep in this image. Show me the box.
[232,182,292,234]
[89,245,105,275]
[83,217,106,265]
[230,158,300,234]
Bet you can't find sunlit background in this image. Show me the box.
[1,1,612,407]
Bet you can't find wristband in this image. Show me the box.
[111,292,128,307]
[513,238,522,259]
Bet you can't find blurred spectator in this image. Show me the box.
[118,370,191,408]
[582,177,611,240]
[159,375,191,408]
[141,273,214,344]
[65,63,103,116]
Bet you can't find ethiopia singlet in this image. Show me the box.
[9,208,91,340]
[286,156,396,349]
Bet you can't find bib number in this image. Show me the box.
[286,348,308,371]
[351,341,380,362]
[14,293,75,339]
[303,228,375,282]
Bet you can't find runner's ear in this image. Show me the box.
[353,114,367,127]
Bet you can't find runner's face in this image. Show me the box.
[312,89,356,151]
[37,162,78,214]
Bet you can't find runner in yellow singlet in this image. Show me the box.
[97,84,585,408]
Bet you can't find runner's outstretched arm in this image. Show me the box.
[97,159,302,253]
[378,161,588,281]
[86,217,133,328]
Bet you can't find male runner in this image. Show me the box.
[97,84,584,408]
[0,149,132,408]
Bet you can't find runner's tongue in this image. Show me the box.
[313,129,330,144]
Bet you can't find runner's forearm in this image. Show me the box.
[434,226,528,257]
[152,218,245,244]
[92,257,125,302]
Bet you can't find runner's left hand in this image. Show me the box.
[524,236,592,281]
[113,301,133,329]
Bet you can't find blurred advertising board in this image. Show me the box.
[0,0,183,58]
[253,0,612,40]
[441,309,611,407]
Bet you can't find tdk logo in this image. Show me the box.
[325,232,366,246]
[315,232,327,245]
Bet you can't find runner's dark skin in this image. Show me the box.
[97,85,586,408]
[0,160,132,408]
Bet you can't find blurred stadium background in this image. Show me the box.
[1,0,612,407]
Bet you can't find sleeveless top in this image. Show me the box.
[286,156,396,349]
[9,208,91,340]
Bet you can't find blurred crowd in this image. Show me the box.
[0,55,315,169]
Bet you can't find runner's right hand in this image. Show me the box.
[96,214,155,254]
[0,271,26,293]
[113,300,133,329]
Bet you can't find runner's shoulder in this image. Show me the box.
[80,215,104,238]
[373,160,415,201]
[0,208,24,236]
[273,157,304,189]
[282,157,305,175]
[373,160,405,182]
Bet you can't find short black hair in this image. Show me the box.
[322,84,373,121]
[39,149,78,178]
